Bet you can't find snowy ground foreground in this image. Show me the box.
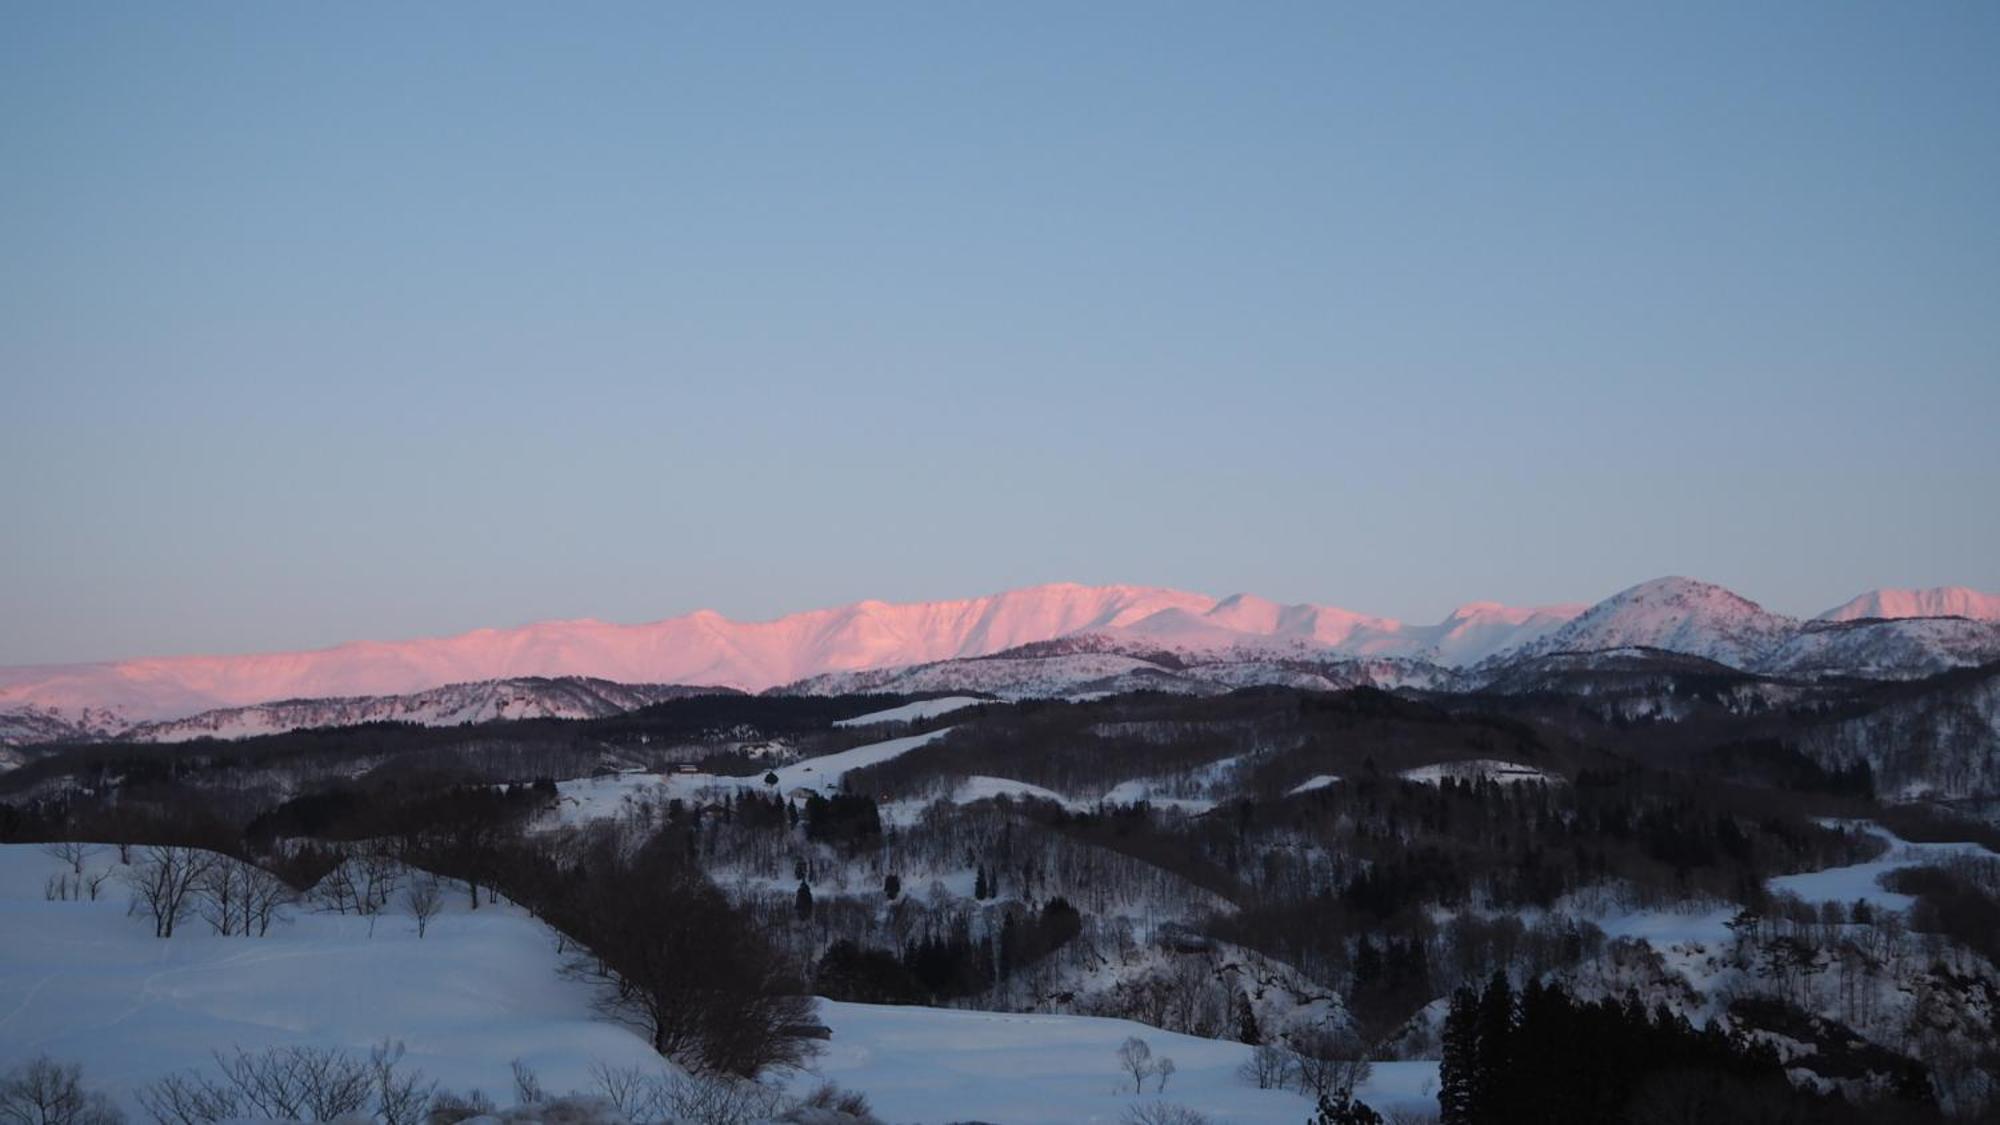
[0,844,1435,1122]
[832,697,988,728]
[803,1001,1437,1124]
[0,845,670,1112]
[1401,760,1562,786]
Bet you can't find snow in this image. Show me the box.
[1765,824,1995,912]
[1287,774,1341,796]
[0,844,1441,1124]
[1817,586,2000,623]
[1401,760,1562,786]
[10,578,1994,730]
[0,845,670,1111]
[1509,576,1799,669]
[832,696,988,728]
[551,729,957,826]
[798,1000,1437,1124]
[0,584,1214,723]
[952,775,1082,809]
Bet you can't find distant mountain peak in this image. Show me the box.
[1817,586,2000,623]
[4,576,1997,741]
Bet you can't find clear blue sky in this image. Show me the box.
[4,3,1997,663]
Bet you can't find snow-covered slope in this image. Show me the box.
[1817,586,2000,623]
[1507,577,1801,668]
[122,677,724,743]
[1760,617,2000,681]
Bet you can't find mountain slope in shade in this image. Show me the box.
[123,677,730,744]
[1816,586,2000,623]
[1507,577,1800,668]
[1759,617,2000,681]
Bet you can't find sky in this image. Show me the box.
[3,3,1997,665]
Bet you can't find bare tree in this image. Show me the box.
[367,1042,434,1125]
[1288,1028,1372,1103]
[1153,1057,1176,1093]
[586,1063,657,1121]
[509,1060,544,1106]
[196,861,245,936]
[1117,1036,1154,1095]
[1238,1043,1297,1090]
[40,842,102,877]
[125,847,217,939]
[0,1056,123,1125]
[404,874,444,939]
[137,1044,426,1125]
[241,865,292,937]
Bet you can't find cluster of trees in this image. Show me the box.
[1437,975,1936,1124]
[475,829,821,1078]
[124,845,291,939]
[813,898,1084,1005]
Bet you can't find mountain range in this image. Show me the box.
[3,578,1997,743]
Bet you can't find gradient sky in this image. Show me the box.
[4,3,1998,664]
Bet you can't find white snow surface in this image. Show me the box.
[0,844,1439,1123]
[0,845,670,1110]
[804,1000,1437,1123]
[1818,586,2000,623]
[1287,774,1342,796]
[551,729,957,826]
[1765,823,1994,911]
[1401,760,1562,786]
[831,696,987,727]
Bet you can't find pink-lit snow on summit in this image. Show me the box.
[1,579,1994,728]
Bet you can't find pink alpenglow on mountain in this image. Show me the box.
[1816,587,2000,623]
[3,578,1997,735]
[0,583,1580,726]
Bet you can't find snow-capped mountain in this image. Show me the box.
[785,634,1466,700]
[121,677,726,744]
[1816,586,2000,623]
[0,584,1212,726]
[1761,617,2000,681]
[1505,577,1801,668]
[3,578,1996,742]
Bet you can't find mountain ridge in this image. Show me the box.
[2,578,1995,737]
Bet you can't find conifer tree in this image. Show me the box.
[1437,986,1480,1125]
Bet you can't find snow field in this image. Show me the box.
[833,698,988,728]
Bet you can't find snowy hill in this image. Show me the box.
[1817,586,2000,623]
[1759,617,2000,681]
[0,843,1437,1123]
[1505,577,1801,668]
[122,677,727,743]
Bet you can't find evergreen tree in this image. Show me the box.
[1438,986,1480,1125]
[1473,972,1515,1120]
[1236,992,1262,1045]
[883,873,901,901]
[794,880,813,920]
[1311,1093,1384,1125]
